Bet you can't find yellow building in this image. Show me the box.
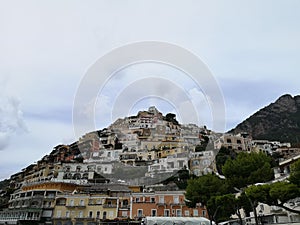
[0,182,77,225]
[53,193,119,225]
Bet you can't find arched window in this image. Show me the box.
[63,173,72,179]
[73,173,81,180]
[82,173,89,179]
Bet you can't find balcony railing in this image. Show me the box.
[66,204,86,208]
[74,216,95,220]
[103,204,117,208]
[170,202,185,206]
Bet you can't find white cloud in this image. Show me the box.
[0,0,300,178]
[0,92,28,151]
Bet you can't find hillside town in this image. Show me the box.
[0,107,299,225]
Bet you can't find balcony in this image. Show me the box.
[44,195,55,199]
[74,216,95,221]
[170,202,184,206]
[156,202,166,206]
[42,205,54,209]
[65,204,86,208]
[103,204,117,208]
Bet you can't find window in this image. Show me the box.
[56,210,61,217]
[164,209,170,217]
[96,211,100,218]
[137,209,143,217]
[237,139,242,144]
[173,196,179,204]
[122,211,127,217]
[193,210,198,217]
[70,199,74,206]
[226,138,232,143]
[151,209,157,217]
[66,211,70,218]
[80,199,85,206]
[109,211,114,218]
[135,197,140,203]
[89,211,93,218]
[79,211,83,218]
[103,211,107,220]
[184,210,189,216]
[151,197,155,203]
[159,196,164,204]
[202,210,206,217]
[176,209,182,217]
[96,199,102,205]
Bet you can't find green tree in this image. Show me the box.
[245,182,300,214]
[222,152,274,189]
[214,194,239,223]
[215,147,237,175]
[165,113,179,125]
[289,159,300,186]
[185,174,230,224]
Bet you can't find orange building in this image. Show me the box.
[131,191,207,220]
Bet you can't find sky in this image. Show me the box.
[0,0,300,179]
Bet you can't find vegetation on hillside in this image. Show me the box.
[185,151,298,225]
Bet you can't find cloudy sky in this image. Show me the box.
[1,0,300,179]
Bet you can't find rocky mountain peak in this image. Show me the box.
[229,94,300,144]
[271,94,298,113]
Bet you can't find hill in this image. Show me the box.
[229,94,300,145]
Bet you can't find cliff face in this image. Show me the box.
[229,94,300,144]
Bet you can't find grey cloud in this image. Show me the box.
[0,95,27,150]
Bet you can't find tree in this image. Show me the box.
[245,182,300,214]
[215,147,237,175]
[185,174,230,224]
[222,152,274,189]
[214,194,239,223]
[165,113,179,125]
[289,159,300,186]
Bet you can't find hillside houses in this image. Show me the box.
[0,182,207,225]
[2,106,300,225]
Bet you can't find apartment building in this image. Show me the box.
[189,151,216,176]
[52,184,131,225]
[214,133,252,151]
[146,155,189,178]
[53,193,118,225]
[0,182,77,225]
[131,191,207,219]
[55,163,110,184]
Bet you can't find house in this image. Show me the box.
[131,190,207,219]
[214,133,252,151]
[0,182,77,225]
